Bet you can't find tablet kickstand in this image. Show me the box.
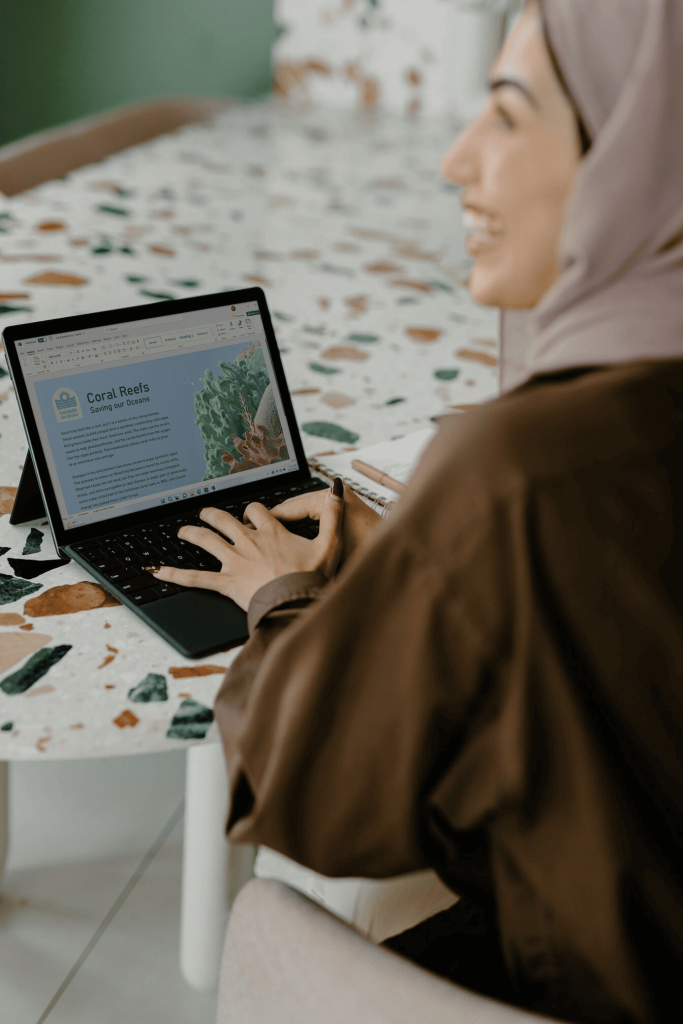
[9,455,47,526]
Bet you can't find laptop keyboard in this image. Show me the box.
[70,478,327,606]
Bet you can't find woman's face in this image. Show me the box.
[440,1,582,309]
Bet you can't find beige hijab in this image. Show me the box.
[499,0,683,393]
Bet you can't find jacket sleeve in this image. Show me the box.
[213,483,497,880]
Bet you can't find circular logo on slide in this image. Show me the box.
[53,387,83,422]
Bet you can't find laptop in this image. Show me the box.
[2,287,328,658]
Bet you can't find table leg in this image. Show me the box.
[180,742,255,991]
[0,762,7,883]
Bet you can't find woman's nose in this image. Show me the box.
[439,122,479,187]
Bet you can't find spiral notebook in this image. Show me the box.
[308,426,437,507]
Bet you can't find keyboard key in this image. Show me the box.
[172,551,193,566]
[105,566,140,583]
[120,574,157,593]
[152,582,179,599]
[91,556,122,572]
[120,553,144,566]
[130,589,157,605]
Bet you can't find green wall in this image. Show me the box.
[0,0,275,146]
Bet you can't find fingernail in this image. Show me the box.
[332,476,344,498]
[143,566,161,575]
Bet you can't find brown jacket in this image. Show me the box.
[215,359,683,1024]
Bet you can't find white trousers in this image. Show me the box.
[253,846,458,945]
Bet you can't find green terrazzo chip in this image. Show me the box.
[308,362,340,374]
[385,397,406,405]
[302,422,359,444]
[166,699,214,740]
[1,645,71,695]
[1,722,12,731]
[126,275,147,283]
[139,289,176,301]
[0,367,9,378]
[273,311,293,321]
[347,334,379,343]
[0,574,42,605]
[97,205,129,216]
[0,305,32,315]
[174,280,199,288]
[128,673,168,703]
[22,527,43,555]
[434,369,460,381]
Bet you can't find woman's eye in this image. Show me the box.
[494,106,514,129]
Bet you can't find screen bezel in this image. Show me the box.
[2,286,313,551]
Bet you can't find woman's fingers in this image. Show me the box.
[315,483,345,576]
[270,491,326,522]
[196,506,246,542]
[177,523,233,561]
[242,501,277,530]
[150,564,228,593]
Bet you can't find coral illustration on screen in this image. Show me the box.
[193,352,289,480]
[221,394,290,475]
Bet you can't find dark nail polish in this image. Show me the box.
[143,566,160,574]
[332,477,344,498]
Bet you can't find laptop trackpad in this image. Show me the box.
[143,588,248,658]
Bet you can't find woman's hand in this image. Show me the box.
[270,483,383,563]
[148,484,344,611]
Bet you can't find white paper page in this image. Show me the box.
[309,426,437,501]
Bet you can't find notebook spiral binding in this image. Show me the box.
[307,457,395,515]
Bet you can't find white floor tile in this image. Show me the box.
[0,848,161,1024]
[1,810,217,1024]
[43,816,217,1024]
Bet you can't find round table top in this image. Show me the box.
[0,99,498,760]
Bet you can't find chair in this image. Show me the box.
[0,95,233,197]
[216,878,562,1024]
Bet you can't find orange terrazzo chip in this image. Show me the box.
[243,274,271,286]
[0,613,25,625]
[37,221,66,232]
[25,271,88,286]
[454,347,499,367]
[321,392,357,408]
[364,261,403,274]
[24,582,120,617]
[320,345,369,361]
[0,486,18,515]
[391,279,432,292]
[114,710,139,729]
[345,295,369,314]
[405,327,442,343]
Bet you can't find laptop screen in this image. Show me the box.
[13,300,299,531]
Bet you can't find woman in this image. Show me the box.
[150,1,683,1020]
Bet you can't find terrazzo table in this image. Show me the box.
[0,97,499,989]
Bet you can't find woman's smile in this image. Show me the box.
[462,206,503,255]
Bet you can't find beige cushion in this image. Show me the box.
[217,878,562,1024]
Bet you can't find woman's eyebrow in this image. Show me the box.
[488,77,539,109]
